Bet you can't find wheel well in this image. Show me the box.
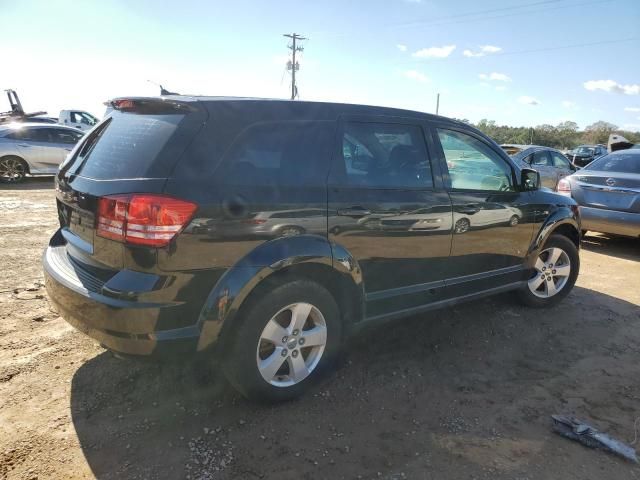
[551,223,580,248]
[0,155,29,174]
[219,262,362,351]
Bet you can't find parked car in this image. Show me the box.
[502,144,577,190]
[0,123,84,182]
[44,97,581,402]
[558,149,639,238]
[565,144,607,168]
[58,110,99,131]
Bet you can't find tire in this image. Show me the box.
[454,218,470,234]
[509,215,519,227]
[0,156,28,183]
[222,280,342,402]
[517,234,579,308]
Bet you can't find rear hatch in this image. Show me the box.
[55,97,207,271]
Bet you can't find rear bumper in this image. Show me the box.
[43,245,202,357]
[580,206,640,238]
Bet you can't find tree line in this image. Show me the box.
[459,119,640,150]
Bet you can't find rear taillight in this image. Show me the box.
[557,178,571,196]
[97,194,197,247]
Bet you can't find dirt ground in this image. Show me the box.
[1,177,639,480]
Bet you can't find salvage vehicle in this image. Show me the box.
[558,149,639,238]
[44,97,581,402]
[0,123,84,182]
[502,144,577,190]
[566,144,607,168]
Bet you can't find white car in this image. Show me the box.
[0,123,84,182]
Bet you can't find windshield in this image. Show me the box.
[585,152,640,174]
[574,146,595,155]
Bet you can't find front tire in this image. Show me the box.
[517,234,579,308]
[223,280,342,402]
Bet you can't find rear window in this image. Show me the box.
[586,152,640,174]
[71,111,185,180]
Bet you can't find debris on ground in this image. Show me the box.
[551,415,639,463]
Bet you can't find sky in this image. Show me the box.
[1,0,639,130]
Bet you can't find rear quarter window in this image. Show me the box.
[217,121,334,186]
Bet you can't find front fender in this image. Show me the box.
[196,234,335,352]
[528,203,580,266]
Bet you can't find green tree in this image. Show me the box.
[584,121,618,144]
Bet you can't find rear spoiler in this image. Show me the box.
[107,97,198,114]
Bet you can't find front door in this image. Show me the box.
[328,117,452,319]
[431,126,536,297]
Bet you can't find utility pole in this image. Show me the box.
[435,93,440,115]
[283,33,306,100]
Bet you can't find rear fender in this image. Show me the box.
[195,234,363,351]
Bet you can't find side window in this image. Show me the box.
[437,129,514,192]
[52,129,83,144]
[341,122,433,188]
[531,150,551,166]
[551,152,571,169]
[220,121,333,186]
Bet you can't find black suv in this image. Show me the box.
[44,97,581,402]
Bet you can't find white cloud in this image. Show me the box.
[397,44,407,52]
[562,101,576,108]
[404,70,429,82]
[624,107,640,112]
[479,72,511,82]
[584,79,640,95]
[463,45,502,57]
[622,124,640,131]
[481,45,501,53]
[519,96,540,106]
[412,45,456,59]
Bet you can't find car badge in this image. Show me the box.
[605,178,616,187]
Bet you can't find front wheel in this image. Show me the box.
[223,280,342,402]
[517,234,579,308]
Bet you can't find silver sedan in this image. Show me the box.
[0,123,84,183]
[558,149,640,238]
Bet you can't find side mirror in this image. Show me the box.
[521,168,540,191]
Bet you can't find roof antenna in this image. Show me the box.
[147,80,179,96]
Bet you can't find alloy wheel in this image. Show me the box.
[527,247,571,298]
[256,302,327,387]
[0,157,26,183]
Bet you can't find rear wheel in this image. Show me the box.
[278,226,304,237]
[0,156,28,183]
[509,215,519,227]
[223,280,342,402]
[517,234,579,308]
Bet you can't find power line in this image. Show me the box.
[283,33,307,100]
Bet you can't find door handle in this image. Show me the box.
[337,207,371,217]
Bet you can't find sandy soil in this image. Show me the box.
[1,177,639,480]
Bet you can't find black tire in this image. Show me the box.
[517,234,580,308]
[509,215,519,227]
[0,156,28,183]
[222,279,342,402]
[454,218,470,234]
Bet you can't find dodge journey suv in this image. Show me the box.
[44,97,581,402]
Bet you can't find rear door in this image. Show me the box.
[431,125,536,297]
[327,115,452,319]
